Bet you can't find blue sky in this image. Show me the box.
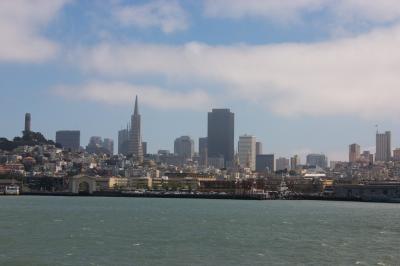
[1,0,400,161]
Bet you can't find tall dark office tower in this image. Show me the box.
[199,137,208,166]
[376,131,391,162]
[128,96,143,162]
[24,113,31,133]
[207,109,234,167]
[118,128,129,155]
[142,142,147,155]
[56,130,80,151]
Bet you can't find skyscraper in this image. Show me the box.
[128,96,143,162]
[103,138,114,155]
[290,155,300,170]
[256,142,263,155]
[142,142,147,155]
[376,131,391,162]
[238,135,256,171]
[118,128,129,155]
[174,136,194,160]
[207,109,234,167]
[349,143,361,163]
[56,130,80,151]
[306,154,328,168]
[199,137,208,167]
[24,113,31,134]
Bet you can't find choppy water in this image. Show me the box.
[0,197,399,266]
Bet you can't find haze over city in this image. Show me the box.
[2,0,400,161]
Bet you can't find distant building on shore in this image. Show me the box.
[56,130,80,151]
[174,136,194,160]
[306,154,327,168]
[256,154,275,173]
[376,131,391,162]
[238,135,256,171]
[208,109,234,168]
[349,143,361,163]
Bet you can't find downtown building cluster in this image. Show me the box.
[1,98,400,201]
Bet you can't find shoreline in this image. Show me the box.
[8,191,400,203]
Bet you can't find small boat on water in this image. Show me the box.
[4,185,20,195]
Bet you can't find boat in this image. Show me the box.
[4,185,20,195]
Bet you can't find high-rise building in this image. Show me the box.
[306,154,328,168]
[86,136,103,154]
[199,137,208,167]
[24,113,31,133]
[207,109,234,167]
[360,151,374,164]
[349,143,361,163]
[103,138,114,155]
[290,155,300,170]
[276,157,290,171]
[142,142,147,155]
[174,136,194,160]
[118,128,129,155]
[56,130,80,151]
[393,148,400,161]
[238,135,256,171]
[256,142,263,155]
[376,131,391,162]
[256,154,275,173]
[128,96,143,162]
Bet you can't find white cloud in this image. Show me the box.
[0,0,69,62]
[204,0,322,22]
[114,0,188,34]
[204,0,400,24]
[54,81,212,111]
[76,24,400,119]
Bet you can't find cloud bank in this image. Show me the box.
[114,0,188,34]
[0,0,69,62]
[75,25,400,118]
[54,81,212,111]
[204,0,400,24]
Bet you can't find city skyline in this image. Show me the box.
[2,1,400,161]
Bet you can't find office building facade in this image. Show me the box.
[349,143,361,163]
[238,135,256,171]
[306,154,328,168]
[207,109,234,167]
[56,130,80,151]
[376,131,391,162]
[174,136,194,160]
[256,154,275,173]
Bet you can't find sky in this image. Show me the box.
[1,0,400,162]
